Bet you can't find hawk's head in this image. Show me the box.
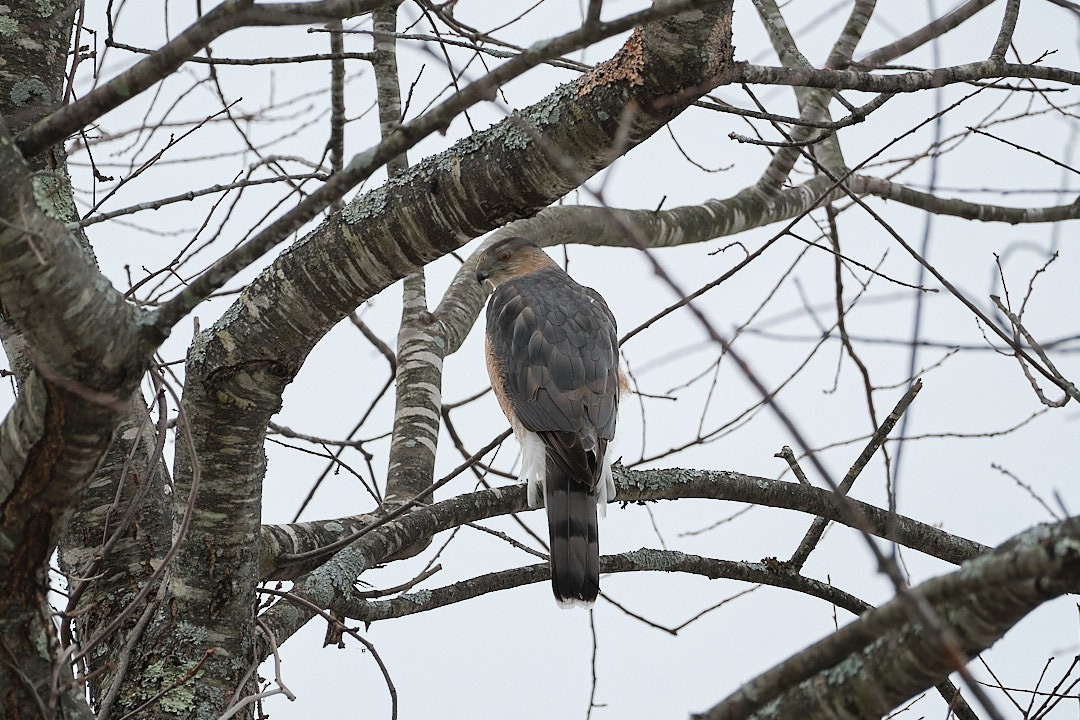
[475,236,554,286]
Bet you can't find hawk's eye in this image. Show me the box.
[498,250,512,261]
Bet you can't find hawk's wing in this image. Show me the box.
[486,267,619,488]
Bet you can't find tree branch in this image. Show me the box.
[737,60,1080,93]
[856,0,996,68]
[148,0,737,334]
[15,0,393,158]
[853,174,1080,223]
[338,549,870,622]
[698,517,1080,720]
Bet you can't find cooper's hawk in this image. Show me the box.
[476,237,619,608]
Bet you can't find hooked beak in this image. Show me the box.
[475,268,489,284]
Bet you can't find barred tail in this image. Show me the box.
[544,455,599,608]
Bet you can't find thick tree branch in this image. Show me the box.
[825,0,876,70]
[698,517,1080,720]
[377,5,445,511]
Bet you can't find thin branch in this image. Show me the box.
[787,380,921,570]
[736,61,1080,94]
[968,125,1080,176]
